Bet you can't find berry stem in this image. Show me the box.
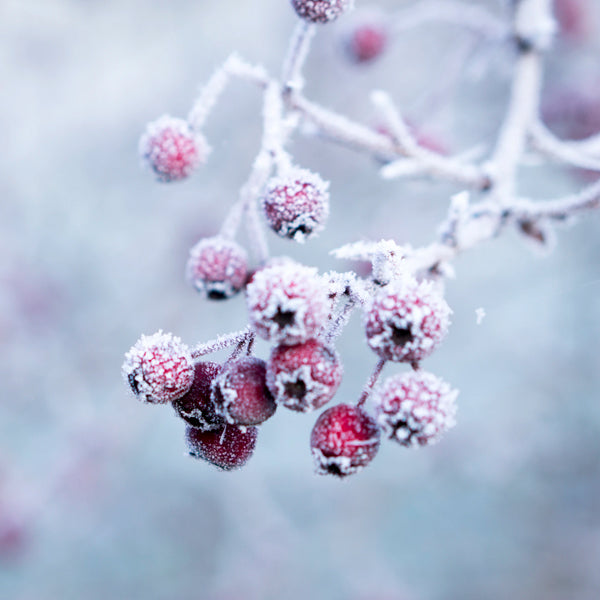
[357,358,387,408]
[281,21,316,92]
[324,297,356,344]
[191,326,253,359]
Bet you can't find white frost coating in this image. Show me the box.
[475,307,486,325]
[374,370,458,447]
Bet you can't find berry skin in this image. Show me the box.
[122,331,194,404]
[266,340,343,412]
[172,361,225,430]
[186,424,258,471]
[262,169,330,243]
[310,404,380,477]
[246,261,329,345]
[211,357,276,426]
[345,22,387,63]
[186,236,248,300]
[139,115,209,182]
[365,278,451,364]
[374,371,458,447]
[291,0,353,24]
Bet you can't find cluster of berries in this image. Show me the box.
[124,0,458,477]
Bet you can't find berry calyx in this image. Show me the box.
[374,371,458,447]
[246,261,329,345]
[291,0,353,24]
[211,357,276,426]
[186,236,248,300]
[266,339,343,412]
[139,115,209,182]
[186,424,258,471]
[172,361,224,430]
[262,169,330,242]
[122,331,194,404]
[310,404,380,477]
[365,278,451,364]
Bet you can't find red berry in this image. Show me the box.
[139,115,209,182]
[554,0,591,42]
[211,357,276,426]
[346,22,387,63]
[122,331,194,404]
[246,261,329,345]
[266,340,343,412]
[172,361,224,430]
[365,278,451,364]
[262,169,330,242]
[186,424,258,471]
[310,404,380,477]
[374,371,457,447]
[186,236,248,300]
[291,0,353,24]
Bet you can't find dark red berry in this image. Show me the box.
[211,357,276,426]
[139,115,209,182]
[365,278,451,364]
[186,236,248,300]
[267,340,343,412]
[186,424,258,471]
[291,0,352,24]
[172,362,224,430]
[262,169,330,242]
[310,404,380,477]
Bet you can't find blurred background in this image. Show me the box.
[1,0,599,598]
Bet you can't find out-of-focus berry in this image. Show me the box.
[554,0,592,42]
[246,261,329,345]
[266,339,343,412]
[291,0,353,24]
[345,21,387,63]
[186,424,258,471]
[310,404,380,477]
[374,371,457,447]
[122,331,194,403]
[186,236,248,300]
[211,357,276,426]
[262,169,330,242]
[139,115,209,182]
[365,278,451,364]
[172,361,224,430]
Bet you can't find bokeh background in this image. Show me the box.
[1,0,599,599]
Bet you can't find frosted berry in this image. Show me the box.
[262,169,330,242]
[266,340,343,412]
[211,357,276,426]
[139,115,209,182]
[186,236,248,300]
[246,261,329,345]
[365,278,451,364]
[345,22,387,63]
[172,361,224,430]
[310,404,380,477]
[186,424,258,471]
[291,0,353,24]
[122,331,194,404]
[374,371,457,447]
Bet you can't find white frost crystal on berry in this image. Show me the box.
[246,261,329,345]
[374,371,457,447]
[122,331,194,404]
[291,0,354,24]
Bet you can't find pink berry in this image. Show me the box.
[365,278,451,364]
[186,424,258,471]
[246,261,329,345]
[291,0,353,24]
[266,340,343,412]
[374,371,457,447]
[346,22,387,63]
[186,236,248,300]
[139,115,209,182]
[172,361,224,430]
[554,0,591,42]
[211,357,276,426]
[310,404,380,477]
[262,169,330,242]
[122,331,194,404]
